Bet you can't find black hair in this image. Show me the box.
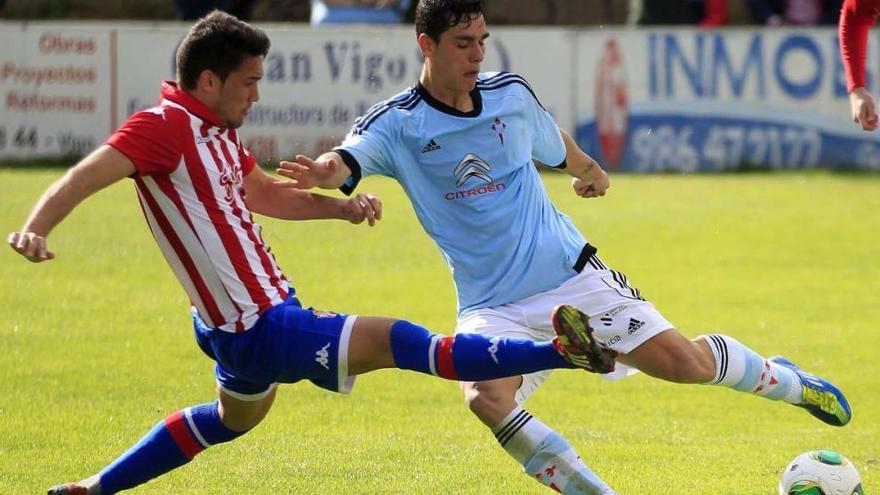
[176,10,270,90]
[415,0,485,42]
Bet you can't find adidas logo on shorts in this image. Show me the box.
[627,318,645,335]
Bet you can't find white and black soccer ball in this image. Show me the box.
[779,450,864,495]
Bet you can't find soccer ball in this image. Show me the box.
[779,450,864,495]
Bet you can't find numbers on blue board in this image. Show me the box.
[632,124,820,172]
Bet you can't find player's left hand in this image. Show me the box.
[850,87,879,131]
[345,193,382,226]
[277,154,340,189]
[8,231,55,263]
[572,168,609,198]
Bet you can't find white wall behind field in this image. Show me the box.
[2,21,879,171]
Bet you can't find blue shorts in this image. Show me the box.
[193,296,357,401]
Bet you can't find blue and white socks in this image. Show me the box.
[493,407,616,495]
[702,334,803,403]
[389,320,572,380]
[95,402,246,494]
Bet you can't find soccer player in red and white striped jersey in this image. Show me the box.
[840,0,880,130]
[7,11,614,494]
[115,81,289,333]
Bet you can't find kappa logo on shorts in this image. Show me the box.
[315,342,331,370]
[487,336,501,364]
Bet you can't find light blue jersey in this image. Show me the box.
[337,72,592,314]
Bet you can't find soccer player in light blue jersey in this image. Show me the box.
[280,1,853,493]
[9,11,614,495]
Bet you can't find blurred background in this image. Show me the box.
[2,0,878,172]
[0,0,849,26]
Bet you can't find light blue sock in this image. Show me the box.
[493,407,615,495]
[702,334,802,403]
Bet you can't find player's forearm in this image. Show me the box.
[20,172,89,236]
[254,188,351,221]
[316,151,353,189]
[21,146,140,236]
[287,192,352,221]
[558,129,604,180]
[840,0,876,92]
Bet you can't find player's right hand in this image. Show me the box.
[850,87,879,131]
[572,166,610,198]
[344,193,383,226]
[277,154,339,189]
[8,231,55,263]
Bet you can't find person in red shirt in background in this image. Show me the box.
[840,0,880,130]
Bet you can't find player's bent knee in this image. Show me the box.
[218,387,277,432]
[462,380,520,417]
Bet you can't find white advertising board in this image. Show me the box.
[1,22,572,162]
[0,22,112,158]
[576,28,880,172]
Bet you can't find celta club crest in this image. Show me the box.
[454,154,493,188]
[491,117,507,146]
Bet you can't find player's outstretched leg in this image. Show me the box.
[46,395,270,494]
[493,406,616,495]
[388,320,613,379]
[551,304,851,427]
[701,335,851,427]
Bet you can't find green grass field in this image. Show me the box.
[1,168,878,494]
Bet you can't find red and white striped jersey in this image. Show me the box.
[107,81,288,332]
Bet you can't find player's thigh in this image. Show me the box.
[346,315,397,374]
[259,304,359,394]
[616,330,715,383]
[456,307,552,406]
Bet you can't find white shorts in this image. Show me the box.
[455,254,673,404]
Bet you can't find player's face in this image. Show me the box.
[216,55,263,129]
[432,14,487,92]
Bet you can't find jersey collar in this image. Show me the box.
[416,82,482,118]
[160,81,225,128]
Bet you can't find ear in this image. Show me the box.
[196,69,220,93]
[417,33,436,59]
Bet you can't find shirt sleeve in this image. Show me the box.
[519,79,566,168]
[334,110,397,193]
[840,0,879,93]
[105,107,184,176]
